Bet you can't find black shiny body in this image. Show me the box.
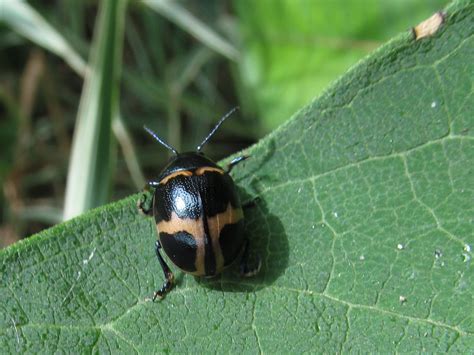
[153,153,245,277]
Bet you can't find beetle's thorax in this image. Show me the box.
[157,152,222,182]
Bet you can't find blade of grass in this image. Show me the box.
[63,0,127,220]
[142,0,239,61]
[173,47,213,94]
[0,0,87,76]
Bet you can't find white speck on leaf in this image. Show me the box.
[333,211,338,218]
[359,255,365,261]
[434,249,442,258]
[9,316,20,346]
[431,101,437,108]
[397,243,405,250]
[464,244,471,252]
[83,247,97,265]
[297,187,302,193]
[61,270,82,306]
[399,295,407,303]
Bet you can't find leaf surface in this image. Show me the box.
[1,1,473,352]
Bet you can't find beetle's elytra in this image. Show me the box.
[138,108,260,300]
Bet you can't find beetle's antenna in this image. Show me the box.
[196,106,239,151]
[143,126,178,155]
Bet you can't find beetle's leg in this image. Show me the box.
[226,155,249,173]
[153,241,175,301]
[137,182,158,216]
[239,239,261,277]
[242,196,261,210]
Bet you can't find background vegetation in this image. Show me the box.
[1,0,445,246]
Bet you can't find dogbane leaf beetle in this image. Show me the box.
[138,107,260,300]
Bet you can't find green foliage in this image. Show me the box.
[143,0,238,61]
[1,0,473,352]
[0,0,87,76]
[0,90,18,179]
[236,0,447,131]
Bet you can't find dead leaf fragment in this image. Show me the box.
[413,11,445,40]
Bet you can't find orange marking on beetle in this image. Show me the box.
[156,204,243,276]
[159,170,193,184]
[195,166,224,175]
[207,204,244,273]
[157,212,206,276]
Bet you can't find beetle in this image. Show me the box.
[138,107,260,300]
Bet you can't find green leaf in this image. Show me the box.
[235,0,447,131]
[1,0,473,352]
[63,0,127,220]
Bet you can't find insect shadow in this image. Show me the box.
[197,187,289,293]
